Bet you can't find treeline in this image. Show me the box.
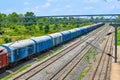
[0,12,93,44]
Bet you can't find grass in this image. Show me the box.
[118,32,120,45]
[118,40,120,45]
[102,37,106,41]
[77,63,92,80]
[36,47,63,62]
[45,70,51,74]
[77,68,89,80]
[78,47,96,80]
[36,54,50,62]
[1,47,64,80]
[118,27,120,45]
[2,64,31,80]
[69,72,74,76]
[84,47,96,61]
[93,54,97,59]
[84,49,91,61]
[1,42,65,80]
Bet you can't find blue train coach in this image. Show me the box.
[31,36,53,53]
[1,39,36,63]
[60,31,71,42]
[48,33,63,46]
[80,27,88,35]
[75,28,82,37]
[69,29,77,39]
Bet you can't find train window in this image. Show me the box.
[0,49,4,53]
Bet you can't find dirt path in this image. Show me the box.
[111,46,120,80]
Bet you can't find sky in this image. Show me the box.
[0,0,120,16]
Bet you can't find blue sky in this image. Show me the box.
[0,0,120,16]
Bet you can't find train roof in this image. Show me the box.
[68,29,77,32]
[75,28,81,30]
[31,36,51,43]
[2,39,35,50]
[0,46,8,55]
[60,30,70,34]
[48,33,62,38]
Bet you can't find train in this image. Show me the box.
[0,23,104,72]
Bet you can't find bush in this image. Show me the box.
[4,37,12,43]
[44,25,50,33]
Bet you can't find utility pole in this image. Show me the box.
[115,25,118,63]
[110,23,120,63]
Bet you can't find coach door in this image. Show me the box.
[54,38,57,46]
[3,53,8,66]
[0,55,2,67]
[60,36,62,43]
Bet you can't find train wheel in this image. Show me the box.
[8,62,17,68]
[0,67,6,73]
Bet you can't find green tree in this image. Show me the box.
[4,37,12,43]
[0,13,7,28]
[24,12,36,25]
[44,25,50,33]
[117,16,120,24]
[53,24,58,30]
[0,13,6,35]
[8,12,21,23]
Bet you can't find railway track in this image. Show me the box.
[49,25,112,80]
[94,28,113,80]
[11,24,109,80]
[105,30,114,80]
[83,27,114,80]
[0,25,103,78]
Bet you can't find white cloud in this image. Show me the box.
[2,9,14,14]
[112,4,120,9]
[23,2,30,5]
[52,8,61,13]
[47,0,59,2]
[83,0,99,3]
[42,1,51,8]
[42,0,53,8]
[65,5,72,8]
[42,0,60,8]
[47,0,53,2]
[89,0,99,3]
[23,6,42,14]
[6,9,13,13]
[35,6,40,9]
[84,6,93,10]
